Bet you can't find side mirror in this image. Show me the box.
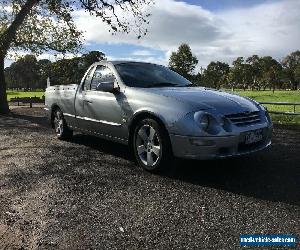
[96,81,115,92]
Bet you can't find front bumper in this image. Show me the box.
[170,125,272,160]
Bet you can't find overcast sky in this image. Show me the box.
[5,0,300,69]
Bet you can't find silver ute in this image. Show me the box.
[45,61,273,172]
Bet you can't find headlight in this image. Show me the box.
[194,112,212,132]
[194,112,230,134]
[199,114,209,130]
[194,112,210,131]
[220,116,232,132]
[219,117,225,127]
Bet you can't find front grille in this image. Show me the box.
[225,111,261,127]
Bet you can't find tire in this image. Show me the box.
[52,108,73,140]
[133,118,172,172]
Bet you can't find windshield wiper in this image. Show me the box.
[145,82,180,88]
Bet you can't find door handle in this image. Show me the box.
[84,99,93,104]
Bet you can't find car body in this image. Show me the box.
[45,61,272,171]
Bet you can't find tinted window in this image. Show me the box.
[91,65,115,90]
[115,63,192,88]
[83,67,95,91]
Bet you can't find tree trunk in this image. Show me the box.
[0,0,38,114]
[0,55,9,114]
[293,82,298,90]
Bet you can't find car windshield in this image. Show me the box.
[114,62,193,88]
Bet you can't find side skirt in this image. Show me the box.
[69,125,129,146]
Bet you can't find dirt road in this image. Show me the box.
[1,108,299,249]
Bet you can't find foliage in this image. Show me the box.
[202,61,229,89]
[5,54,39,90]
[169,43,198,80]
[169,44,300,91]
[259,56,282,91]
[167,44,299,91]
[282,51,300,90]
[0,0,153,114]
[0,0,152,55]
[48,51,106,85]
[4,51,106,89]
[199,52,298,91]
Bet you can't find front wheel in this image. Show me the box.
[133,118,172,172]
[52,109,73,140]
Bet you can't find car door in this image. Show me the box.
[74,66,96,131]
[79,65,125,140]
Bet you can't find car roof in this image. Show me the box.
[92,60,160,66]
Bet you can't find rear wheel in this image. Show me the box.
[133,118,172,172]
[52,108,73,140]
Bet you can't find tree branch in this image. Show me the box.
[0,0,39,56]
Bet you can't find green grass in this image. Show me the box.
[7,91,44,101]
[6,89,300,124]
[226,90,300,125]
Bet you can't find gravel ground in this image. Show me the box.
[0,107,300,249]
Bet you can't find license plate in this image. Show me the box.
[245,129,263,144]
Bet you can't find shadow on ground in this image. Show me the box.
[6,108,300,206]
[10,110,49,127]
[63,130,300,206]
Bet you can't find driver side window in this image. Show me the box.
[91,65,115,91]
[83,67,95,91]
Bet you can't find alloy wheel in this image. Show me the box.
[135,125,162,168]
[54,111,64,136]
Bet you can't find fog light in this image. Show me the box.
[189,138,215,146]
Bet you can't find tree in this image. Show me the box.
[282,50,300,90]
[4,62,18,89]
[5,54,39,90]
[295,65,300,84]
[169,43,198,80]
[81,51,106,68]
[77,51,106,80]
[190,72,202,86]
[230,57,249,90]
[48,51,106,86]
[37,59,52,89]
[4,51,106,89]
[259,56,282,91]
[17,55,39,90]
[226,68,236,91]
[246,55,261,90]
[230,57,243,89]
[202,61,229,89]
[0,0,152,114]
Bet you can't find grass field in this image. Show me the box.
[7,89,300,124]
[229,90,300,124]
[7,91,44,101]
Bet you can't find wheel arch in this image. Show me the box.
[128,111,172,152]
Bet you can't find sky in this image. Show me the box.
[5,0,300,69]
